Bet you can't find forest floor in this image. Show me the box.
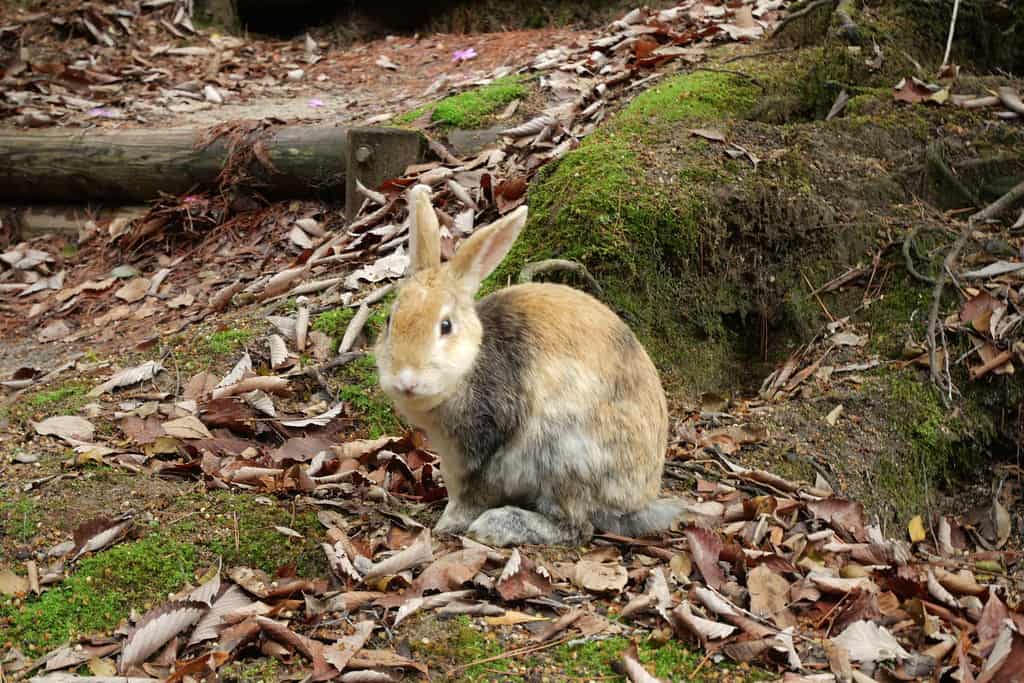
[1,1,1024,682]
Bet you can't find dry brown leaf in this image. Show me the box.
[360,529,433,581]
[89,361,163,397]
[162,415,213,440]
[571,558,628,593]
[413,548,488,594]
[496,549,553,601]
[684,526,725,589]
[120,601,207,671]
[114,277,151,303]
[33,415,95,443]
[0,570,30,596]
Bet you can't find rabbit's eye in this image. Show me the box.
[440,318,453,336]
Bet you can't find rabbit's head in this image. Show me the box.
[376,185,528,412]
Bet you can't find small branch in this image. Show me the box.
[721,47,795,64]
[997,87,1024,117]
[773,0,835,37]
[925,141,979,208]
[339,303,372,354]
[926,177,1024,401]
[519,259,604,296]
[941,0,962,68]
[690,67,766,90]
[970,350,1014,380]
[902,226,936,285]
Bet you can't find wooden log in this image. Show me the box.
[1,204,149,240]
[0,125,351,203]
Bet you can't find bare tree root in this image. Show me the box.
[902,226,938,285]
[927,177,1024,403]
[519,259,604,296]
[925,141,980,208]
[773,0,835,38]
[834,0,861,43]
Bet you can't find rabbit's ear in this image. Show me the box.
[407,184,441,273]
[450,205,528,293]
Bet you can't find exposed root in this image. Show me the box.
[927,177,1024,403]
[924,141,979,208]
[773,0,835,39]
[518,259,604,296]
[902,225,938,285]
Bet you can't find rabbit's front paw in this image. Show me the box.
[434,501,482,536]
[467,506,591,547]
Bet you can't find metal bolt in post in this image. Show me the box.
[355,145,374,164]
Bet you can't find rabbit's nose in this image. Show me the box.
[395,369,420,395]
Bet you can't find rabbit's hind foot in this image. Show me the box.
[467,506,591,547]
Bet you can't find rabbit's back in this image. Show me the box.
[438,282,668,523]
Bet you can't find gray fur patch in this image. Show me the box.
[467,505,590,547]
[591,498,685,537]
[439,292,531,472]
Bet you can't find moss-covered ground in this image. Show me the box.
[396,75,530,129]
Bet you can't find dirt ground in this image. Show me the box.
[2,1,1024,681]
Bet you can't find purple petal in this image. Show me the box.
[88,107,115,118]
[308,98,325,108]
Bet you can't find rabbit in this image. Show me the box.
[374,184,679,547]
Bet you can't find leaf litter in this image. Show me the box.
[2,0,1023,680]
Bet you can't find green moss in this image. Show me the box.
[220,658,281,683]
[431,76,528,128]
[206,328,253,355]
[2,533,196,652]
[483,68,852,393]
[868,370,995,522]
[313,307,356,352]
[611,69,759,136]
[396,76,529,129]
[200,492,327,577]
[26,382,90,411]
[334,354,402,438]
[0,495,39,543]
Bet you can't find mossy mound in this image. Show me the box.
[488,5,1023,523]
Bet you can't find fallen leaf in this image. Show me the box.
[115,277,151,303]
[0,570,30,596]
[33,416,95,443]
[496,549,554,601]
[908,515,926,543]
[690,128,727,143]
[120,601,207,671]
[485,611,550,626]
[571,558,628,593]
[831,620,910,663]
[89,361,163,397]
[162,416,213,440]
[684,526,725,589]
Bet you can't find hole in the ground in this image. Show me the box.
[233,0,459,37]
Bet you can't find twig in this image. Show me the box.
[519,259,604,296]
[801,270,834,322]
[339,303,372,354]
[690,67,766,90]
[941,0,961,68]
[926,177,1024,400]
[722,47,795,64]
[997,87,1024,117]
[925,141,979,208]
[902,226,936,285]
[773,0,835,37]
[969,350,1014,380]
[448,634,576,677]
